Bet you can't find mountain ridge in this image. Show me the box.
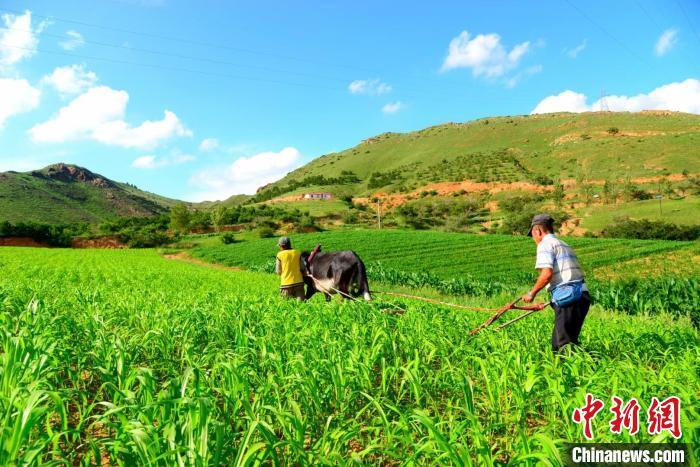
[0,163,181,224]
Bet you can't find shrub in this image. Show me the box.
[221,232,237,244]
[532,174,554,185]
[258,227,275,238]
[499,208,570,236]
[341,211,359,224]
[124,230,173,248]
[607,127,619,135]
[600,218,700,241]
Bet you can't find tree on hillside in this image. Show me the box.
[622,176,637,202]
[552,182,565,208]
[211,206,227,232]
[659,177,675,197]
[602,179,617,204]
[169,203,191,233]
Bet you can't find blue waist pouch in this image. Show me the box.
[551,281,584,307]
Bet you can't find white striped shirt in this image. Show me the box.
[535,234,587,291]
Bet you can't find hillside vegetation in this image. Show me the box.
[260,112,700,198]
[247,112,699,234]
[0,163,178,224]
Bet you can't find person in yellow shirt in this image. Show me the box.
[275,236,306,300]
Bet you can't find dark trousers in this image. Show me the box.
[552,292,590,352]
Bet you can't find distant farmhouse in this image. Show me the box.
[303,192,333,200]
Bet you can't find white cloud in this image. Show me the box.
[132,153,194,169]
[655,28,678,56]
[531,90,589,114]
[566,39,587,58]
[188,147,303,200]
[531,79,700,114]
[92,110,191,149]
[0,78,41,129]
[29,85,191,149]
[199,137,219,151]
[30,86,127,142]
[441,31,531,77]
[382,101,403,114]
[131,155,160,169]
[59,30,85,51]
[41,64,97,96]
[0,10,48,66]
[348,78,392,95]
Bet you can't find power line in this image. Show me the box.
[674,0,700,47]
[633,0,663,29]
[563,0,651,66]
[0,6,378,73]
[0,25,355,84]
[2,42,349,92]
[0,8,539,105]
[2,42,537,106]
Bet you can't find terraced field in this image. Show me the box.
[0,247,697,464]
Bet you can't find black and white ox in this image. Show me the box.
[301,250,372,301]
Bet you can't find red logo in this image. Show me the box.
[647,396,682,439]
[609,397,640,435]
[572,394,682,440]
[572,393,605,440]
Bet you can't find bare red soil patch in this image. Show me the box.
[0,237,49,247]
[163,251,242,271]
[71,237,126,249]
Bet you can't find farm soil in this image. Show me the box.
[163,251,242,271]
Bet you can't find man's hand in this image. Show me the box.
[524,268,552,304]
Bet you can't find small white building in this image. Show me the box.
[303,192,333,200]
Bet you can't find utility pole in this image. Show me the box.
[376,197,382,229]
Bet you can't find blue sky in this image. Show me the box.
[0,0,698,201]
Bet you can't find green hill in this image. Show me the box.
[256,111,700,199]
[0,163,179,224]
[249,112,699,233]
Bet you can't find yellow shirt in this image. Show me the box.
[276,249,303,287]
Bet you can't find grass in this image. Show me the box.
[0,247,697,464]
[263,199,350,217]
[577,197,700,230]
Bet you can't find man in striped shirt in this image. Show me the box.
[522,214,591,352]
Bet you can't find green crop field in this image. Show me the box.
[192,229,697,282]
[0,247,697,464]
[193,230,699,323]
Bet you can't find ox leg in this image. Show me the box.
[324,293,332,302]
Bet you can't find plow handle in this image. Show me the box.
[468,297,521,335]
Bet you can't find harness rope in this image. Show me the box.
[373,291,499,312]
[301,244,545,329]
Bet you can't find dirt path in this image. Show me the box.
[163,251,242,271]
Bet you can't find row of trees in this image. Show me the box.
[169,203,320,235]
[547,175,698,208]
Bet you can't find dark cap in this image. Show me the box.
[527,213,554,236]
